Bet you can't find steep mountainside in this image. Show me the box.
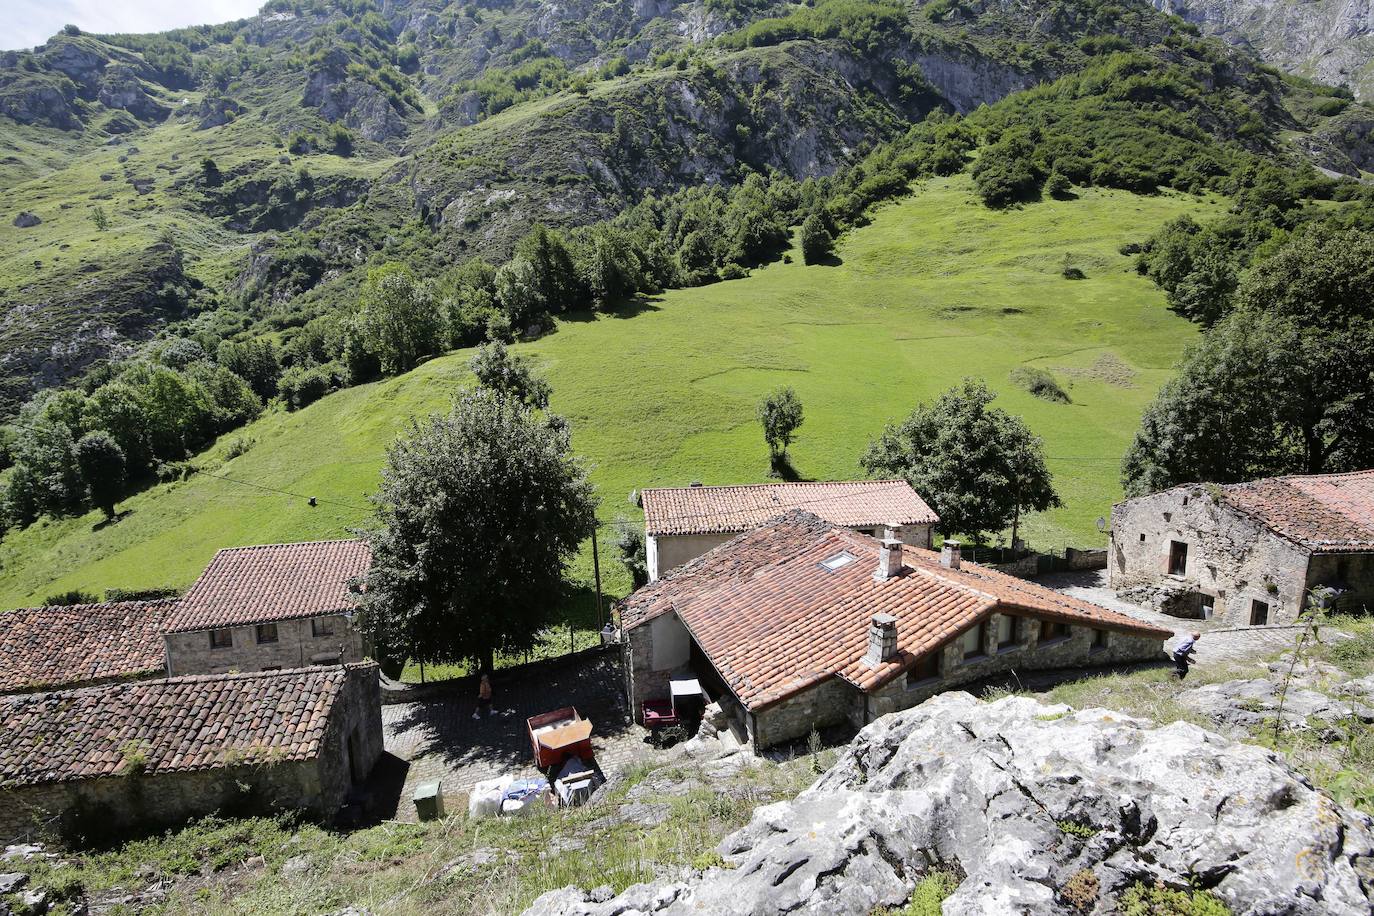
[1152,0,1374,99]
[0,0,1367,419]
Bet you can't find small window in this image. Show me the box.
[961,621,987,661]
[1042,620,1071,643]
[256,623,279,644]
[996,614,1021,650]
[209,629,232,649]
[1168,540,1188,576]
[1250,599,1269,627]
[1139,533,1146,543]
[906,652,940,687]
[1090,628,1108,652]
[820,552,856,571]
[312,617,337,638]
[1182,496,1189,507]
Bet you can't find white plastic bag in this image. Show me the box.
[467,775,513,819]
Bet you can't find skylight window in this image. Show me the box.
[820,552,856,571]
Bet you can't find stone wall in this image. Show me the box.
[861,614,1164,727]
[648,525,934,581]
[165,613,364,676]
[1,756,322,844]
[625,612,677,723]
[736,613,1164,750]
[1110,486,1312,626]
[750,677,855,749]
[0,665,383,844]
[1304,553,1374,614]
[315,664,385,811]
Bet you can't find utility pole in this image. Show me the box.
[591,525,605,629]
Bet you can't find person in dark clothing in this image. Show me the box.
[1172,631,1201,680]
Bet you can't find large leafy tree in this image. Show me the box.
[358,387,598,674]
[74,430,126,520]
[1124,227,1374,494]
[862,379,1061,545]
[355,263,446,375]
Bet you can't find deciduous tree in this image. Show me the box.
[758,386,804,461]
[862,379,1061,545]
[358,388,598,674]
[74,430,126,520]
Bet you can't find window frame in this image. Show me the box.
[311,616,338,638]
[1090,628,1108,652]
[906,651,941,688]
[1249,599,1270,627]
[255,622,279,645]
[209,629,233,650]
[1041,620,1072,644]
[996,614,1021,651]
[961,621,988,662]
[1168,540,1188,576]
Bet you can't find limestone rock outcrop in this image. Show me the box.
[527,693,1374,915]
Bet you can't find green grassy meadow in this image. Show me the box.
[0,175,1218,630]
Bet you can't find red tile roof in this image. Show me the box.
[641,480,938,536]
[0,600,177,694]
[0,665,370,787]
[167,540,370,633]
[1215,470,1374,553]
[620,511,1168,711]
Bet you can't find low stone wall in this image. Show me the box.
[1066,547,1108,571]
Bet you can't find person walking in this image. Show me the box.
[473,673,493,720]
[1172,631,1201,680]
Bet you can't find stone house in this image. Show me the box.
[164,540,371,676]
[1110,469,1374,626]
[0,598,178,693]
[0,663,383,842]
[620,510,1169,751]
[641,480,939,581]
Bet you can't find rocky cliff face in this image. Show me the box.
[1152,0,1374,99]
[528,693,1374,915]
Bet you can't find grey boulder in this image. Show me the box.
[525,693,1374,915]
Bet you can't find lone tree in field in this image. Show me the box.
[862,378,1060,546]
[799,212,834,265]
[74,430,126,520]
[357,387,598,674]
[758,386,804,465]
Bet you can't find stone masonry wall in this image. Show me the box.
[751,676,855,749]
[314,665,385,812]
[165,613,364,676]
[1305,553,1374,613]
[861,614,1164,726]
[1110,486,1312,626]
[0,758,322,845]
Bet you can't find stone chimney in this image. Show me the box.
[863,613,898,667]
[941,539,962,570]
[874,535,905,581]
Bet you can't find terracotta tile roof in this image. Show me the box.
[620,511,1169,711]
[0,600,177,694]
[167,540,371,633]
[1215,470,1374,553]
[641,480,938,536]
[0,664,370,788]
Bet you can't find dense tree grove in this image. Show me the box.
[357,387,598,674]
[1124,223,1374,494]
[863,379,1061,545]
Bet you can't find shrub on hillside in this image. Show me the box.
[1009,367,1071,403]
